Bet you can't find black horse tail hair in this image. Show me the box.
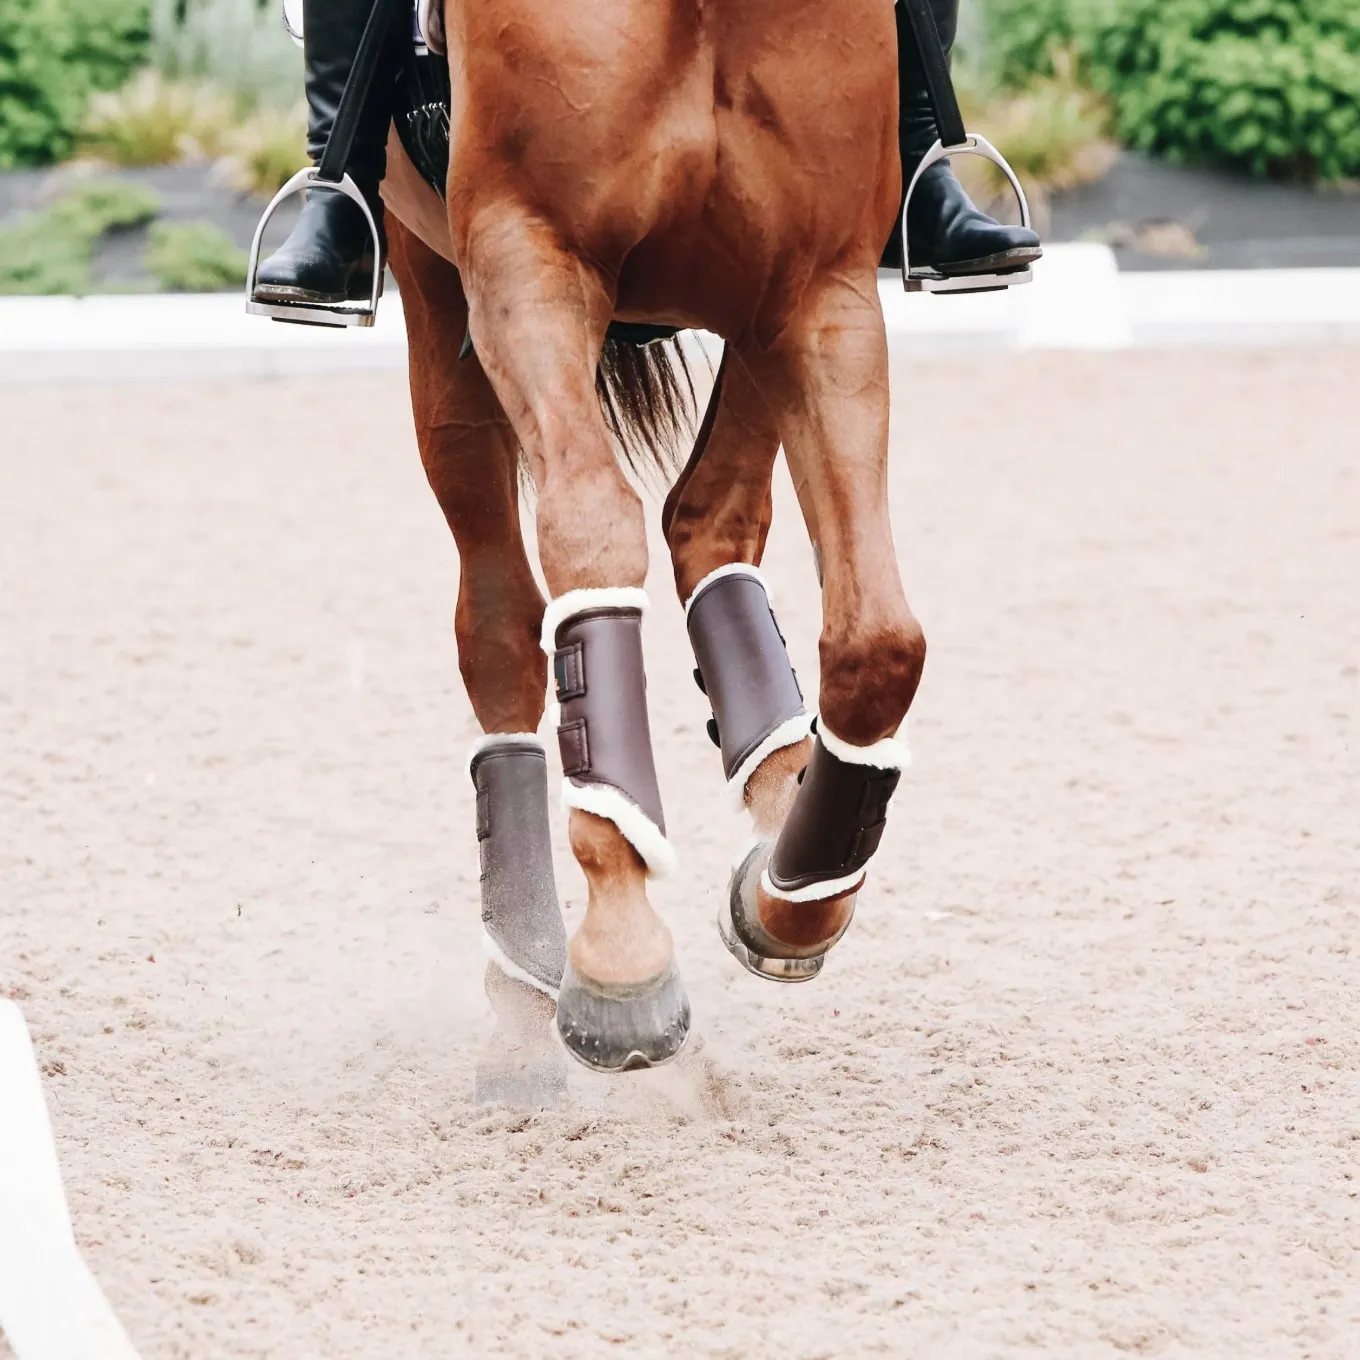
[594,334,698,489]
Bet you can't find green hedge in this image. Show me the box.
[0,0,150,167]
[0,179,160,293]
[1093,0,1360,179]
[981,0,1099,89]
[982,0,1360,179]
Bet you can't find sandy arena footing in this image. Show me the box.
[2,347,1357,1357]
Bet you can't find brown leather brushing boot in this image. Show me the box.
[544,592,692,1072]
[469,735,568,1108]
[469,737,567,996]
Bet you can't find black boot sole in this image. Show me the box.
[252,283,348,306]
[252,266,384,308]
[920,245,1043,278]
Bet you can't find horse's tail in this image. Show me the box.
[594,335,698,486]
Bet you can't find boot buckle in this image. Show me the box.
[245,167,383,328]
[902,134,1035,295]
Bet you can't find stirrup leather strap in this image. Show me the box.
[316,0,399,184]
[897,0,967,149]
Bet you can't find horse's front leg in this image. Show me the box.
[455,211,689,1072]
[389,221,566,1102]
[697,281,923,980]
[662,349,815,846]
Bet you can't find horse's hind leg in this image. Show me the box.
[718,277,925,978]
[389,221,566,1101]
[662,351,814,850]
[457,213,689,1072]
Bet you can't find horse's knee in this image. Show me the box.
[538,460,648,593]
[818,612,926,746]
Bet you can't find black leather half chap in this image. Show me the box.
[552,608,667,839]
[686,570,807,788]
[469,739,567,994]
[766,737,902,897]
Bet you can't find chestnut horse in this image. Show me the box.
[381,0,925,1074]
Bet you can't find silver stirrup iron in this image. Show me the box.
[901,134,1034,294]
[896,0,1036,296]
[246,0,394,327]
[245,168,382,328]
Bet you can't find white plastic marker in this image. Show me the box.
[0,1001,142,1360]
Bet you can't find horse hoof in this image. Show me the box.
[475,1056,568,1109]
[555,962,691,1073]
[718,844,850,984]
[718,895,827,983]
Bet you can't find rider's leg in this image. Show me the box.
[882,0,1042,276]
[255,0,396,305]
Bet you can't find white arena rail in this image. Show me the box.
[0,1001,142,1360]
[2,249,1359,386]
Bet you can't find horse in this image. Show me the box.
[375,0,926,1074]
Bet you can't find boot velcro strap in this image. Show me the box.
[553,642,586,701]
[550,606,667,838]
[558,719,591,778]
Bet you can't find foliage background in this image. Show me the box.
[6,0,1360,180]
[979,0,1360,179]
[0,0,299,169]
[0,0,150,167]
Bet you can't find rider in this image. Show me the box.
[253,0,1040,307]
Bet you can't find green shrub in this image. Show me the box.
[222,102,308,196]
[0,0,151,167]
[144,220,247,291]
[982,0,1360,180]
[79,68,235,165]
[0,213,93,293]
[0,178,160,293]
[1088,0,1360,179]
[957,57,1117,217]
[45,178,162,234]
[979,0,1104,89]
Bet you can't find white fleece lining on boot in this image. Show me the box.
[683,562,773,620]
[540,586,650,654]
[465,731,545,777]
[725,712,815,812]
[817,718,912,771]
[481,930,560,1000]
[561,780,678,879]
[760,865,869,904]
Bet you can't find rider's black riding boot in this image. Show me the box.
[881,0,1041,276]
[254,0,393,305]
